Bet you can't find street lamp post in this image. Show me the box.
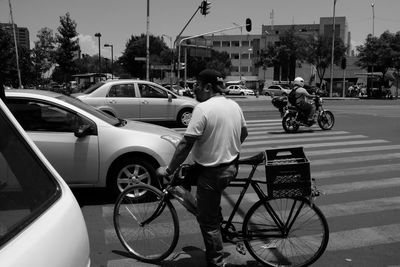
[329,0,337,98]
[371,3,375,36]
[104,44,113,79]
[94,33,102,79]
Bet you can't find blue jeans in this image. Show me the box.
[196,163,238,267]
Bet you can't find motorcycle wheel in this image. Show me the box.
[318,110,335,130]
[282,113,299,133]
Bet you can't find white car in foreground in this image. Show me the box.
[0,99,90,267]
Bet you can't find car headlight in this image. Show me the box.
[161,135,181,148]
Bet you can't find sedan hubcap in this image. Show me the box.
[117,164,150,193]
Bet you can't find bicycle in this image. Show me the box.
[113,147,329,267]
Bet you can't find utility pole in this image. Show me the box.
[329,0,337,98]
[8,0,22,88]
[146,0,150,81]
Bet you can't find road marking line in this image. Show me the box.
[244,134,366,146]
[241,139,388,153]
[247,130,350,140]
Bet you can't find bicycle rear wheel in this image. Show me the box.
[113,184,179,263]
[242,197,329,267]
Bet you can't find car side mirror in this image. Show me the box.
[74,124,91,138]
[168,93,172,102]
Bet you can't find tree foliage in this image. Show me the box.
[256,28,307,81]
[118,34,169,79]
[53,12,80,83]
[304,34,347,85]
[32,27,56,84]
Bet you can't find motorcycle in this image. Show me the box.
[272,92,335,133]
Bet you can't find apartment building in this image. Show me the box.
[0,23,30,50]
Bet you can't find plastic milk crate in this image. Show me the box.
[265,147,311,198]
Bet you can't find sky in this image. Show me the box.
[1,0,400,59]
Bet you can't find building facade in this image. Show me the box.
[0,23,30,50]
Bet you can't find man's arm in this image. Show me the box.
[240,126,248,144]
[157,135,197,176]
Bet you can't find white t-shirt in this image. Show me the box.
[185,96,246,166]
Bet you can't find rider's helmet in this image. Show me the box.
[293,77,304,88]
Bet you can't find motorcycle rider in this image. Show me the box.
[292,77,315,123]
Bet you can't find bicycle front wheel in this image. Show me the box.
[113,184,179,263]
[242,197,329,267]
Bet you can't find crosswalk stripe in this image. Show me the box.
[241,139,388,154]
[311,152,400,166]
[306,145,400,156]
[244,134,366,146]
[314,163,400,179]
[247,130,350,140]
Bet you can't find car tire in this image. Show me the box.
[107,156,157,198]
[177,108,192,127]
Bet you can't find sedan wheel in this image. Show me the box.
[177,109,192,127]
[107,156,156,197]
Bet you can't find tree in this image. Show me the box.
[32,27,56,85]
[53,12,80,83]
[391,32,400,98]
[304,34,347,87]
[119,34,169,79]
[357,31,396,97]
[257,28,307,82]
[0,28,15,87]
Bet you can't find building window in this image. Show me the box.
[231,41,240,47]
[241,66,248,73]
[231,53,239,59]
[231,66,239,72]
[241,40,250,47]
[212,41,221,47]
[222,41,230,47]
[241,53,250,59]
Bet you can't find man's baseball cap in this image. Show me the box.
[197,69,229,93]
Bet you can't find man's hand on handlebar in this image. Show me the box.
[156,166,170,178]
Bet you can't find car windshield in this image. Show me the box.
[57,94,120,125]
[82,82,105,94]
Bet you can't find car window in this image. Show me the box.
[82,81,105,94]
[108,84,136,98]
[0,106,60,247]
[7,99,92,133]
[139,83,168,98]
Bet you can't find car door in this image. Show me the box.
[137,82,175,121]
[7,98,99,185]
[106,83,140,120]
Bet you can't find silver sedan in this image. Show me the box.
[5,89,182,197]
[73,79,198,127]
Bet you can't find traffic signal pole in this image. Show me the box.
[177,20,252,82]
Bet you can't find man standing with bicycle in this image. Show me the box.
[157,69,248,267]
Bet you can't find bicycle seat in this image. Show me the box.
[238,152,265,165]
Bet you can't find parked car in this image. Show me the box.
[72,80,198,127]
[226,85,255,95]
[0,98,90,267]
[262,84,291,96]
[5,89,183,197]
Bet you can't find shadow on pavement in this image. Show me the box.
[71,188,115,207]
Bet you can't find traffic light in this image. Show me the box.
[200,0,211,16]
[246,18,252,32]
